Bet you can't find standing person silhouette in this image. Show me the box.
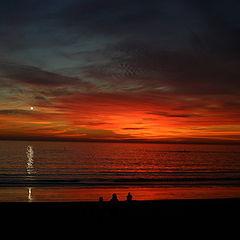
[126,192,133,202]
[110,193,119,203]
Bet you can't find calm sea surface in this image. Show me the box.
[0,140,239,201]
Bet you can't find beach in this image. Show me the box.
[1,198,239,226]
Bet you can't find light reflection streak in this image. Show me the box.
[28,187,33,202]
[26,145,35,201]
[26,145,35,174]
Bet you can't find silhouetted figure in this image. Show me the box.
[110,193,119,203]
[126,192,133,202]
[99,196,104,202]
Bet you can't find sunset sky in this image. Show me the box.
[0,0,240,143]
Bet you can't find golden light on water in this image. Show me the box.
[26,145,34,201]
[28,187,33,202]
[26,145,34,175]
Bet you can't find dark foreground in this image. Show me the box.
[0,198,239,228]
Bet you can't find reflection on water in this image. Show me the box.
[26,146,34,201]
[26,145,35,174]
[28,187,33,202]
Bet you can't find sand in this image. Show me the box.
[0,198,239,225]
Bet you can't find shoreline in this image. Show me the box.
[1,185,240,202]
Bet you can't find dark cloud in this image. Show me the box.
[187,0,240,54]
[57,0,240,53]
[1,0,240,94]
[148,112,202,118]
[72,121,106,127]
[82,46,240,95]
[55,0,240,96]
[1,0,240,51]
[0,61,96,90]
[122,128,147,130]
[0,0,239,97]
[0,108,66,122]
[59,0,161,36]
[72,127,131,139]
[0,109,41,115]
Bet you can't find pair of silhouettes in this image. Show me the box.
[99,192,133,203]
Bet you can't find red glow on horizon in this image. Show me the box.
[0,92,239,143]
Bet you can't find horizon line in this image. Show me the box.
[0,137,240,145]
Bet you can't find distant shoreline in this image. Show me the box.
[1,138,240,145]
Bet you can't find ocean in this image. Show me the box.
[0,140,239,202]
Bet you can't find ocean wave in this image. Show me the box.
[146,150,240,153]
[0,175,239,187]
